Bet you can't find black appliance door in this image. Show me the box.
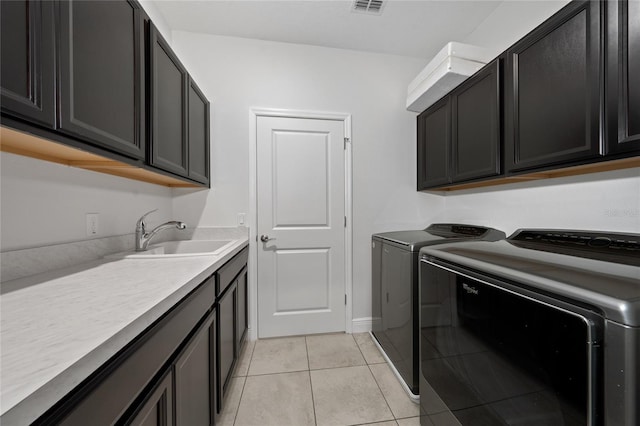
[372,240,419,393]
[419,260,603,426]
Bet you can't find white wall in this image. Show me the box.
[0,152,174,251]
[169,33,445,320]
[441,169,640,236]
[463,0,571,54]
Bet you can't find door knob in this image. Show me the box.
[260,234,272,242]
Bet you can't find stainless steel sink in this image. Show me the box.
[107,240,235,259]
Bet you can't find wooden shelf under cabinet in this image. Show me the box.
[0,126,200,188]
[430,156,640,192]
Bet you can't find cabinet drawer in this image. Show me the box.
[217,247,248,295]
[55,276,215,425]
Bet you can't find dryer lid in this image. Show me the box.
[420,229,640,326]
[373,223,505,251]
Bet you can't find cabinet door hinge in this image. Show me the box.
[344,216,347,227]
[344,137,350,149]
[345,294,347,305]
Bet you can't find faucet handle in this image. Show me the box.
[136,209,158,230]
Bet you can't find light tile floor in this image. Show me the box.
[219,332,422,426]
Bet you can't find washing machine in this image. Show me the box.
[419,228,640,425]
[371,223,505,398]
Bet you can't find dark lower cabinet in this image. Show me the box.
[236,267,248,352]
[217,281,237,414]
[174,308,216,426]
[451,60,501,182]
[215,247,249,417]
[39,247,249,426]
[129,371,173,426]
[56,275,215,426]
[417,97,450,189]
[149,24,189,177]
[0,0,55,127]
[57,0,145,159]
[505,0,603,172]
[605,0,640,155]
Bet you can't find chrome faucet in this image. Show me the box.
[135,209,187,251]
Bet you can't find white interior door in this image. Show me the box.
[257,115,346,338]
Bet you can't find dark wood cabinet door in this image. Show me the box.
[217,282,237,415]
[174,308,216,426]
[0,0,55,127]
[129,371,173,426]
[417,97,450,189]
[188,78,210,185]
[451,60,501,183]
[149,24,188,176]
[236,267,248,352]
[505,0,602,173]
[606,0,640,155]
[57,0,145,159]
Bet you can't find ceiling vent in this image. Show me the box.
[352,0,385,15]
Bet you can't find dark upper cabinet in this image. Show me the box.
[451,60,501,183]
[417,97,450,189]
[0,0,55,128]
[417,60,500,190]
[605,0,640,155]
[1,1,210,187]
[149,24,189,177]
[505,0,602,173]
[57,0,145,160]
[188,78,210,185]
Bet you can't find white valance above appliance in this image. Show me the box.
[406,42,497,112]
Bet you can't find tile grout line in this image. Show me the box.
[305,336,319,426]
[360,334,397,422]
[367,363,397,420]
[232,340,256,426]
[351,333,369,365]
[231,376,247,426]
[245,368,312,377]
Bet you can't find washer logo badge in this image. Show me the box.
[462,283,479,295]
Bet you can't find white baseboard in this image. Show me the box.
[351,317,373,333]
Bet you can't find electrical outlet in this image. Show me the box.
[237,213,246,226]
[86,213,99,236]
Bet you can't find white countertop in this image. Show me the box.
[0,237,248,425]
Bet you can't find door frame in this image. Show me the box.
[249,108,353,340]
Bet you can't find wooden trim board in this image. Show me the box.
[433,156,640,191]
[0,126,199,187]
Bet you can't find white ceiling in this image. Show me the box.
[152,0,504,59]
